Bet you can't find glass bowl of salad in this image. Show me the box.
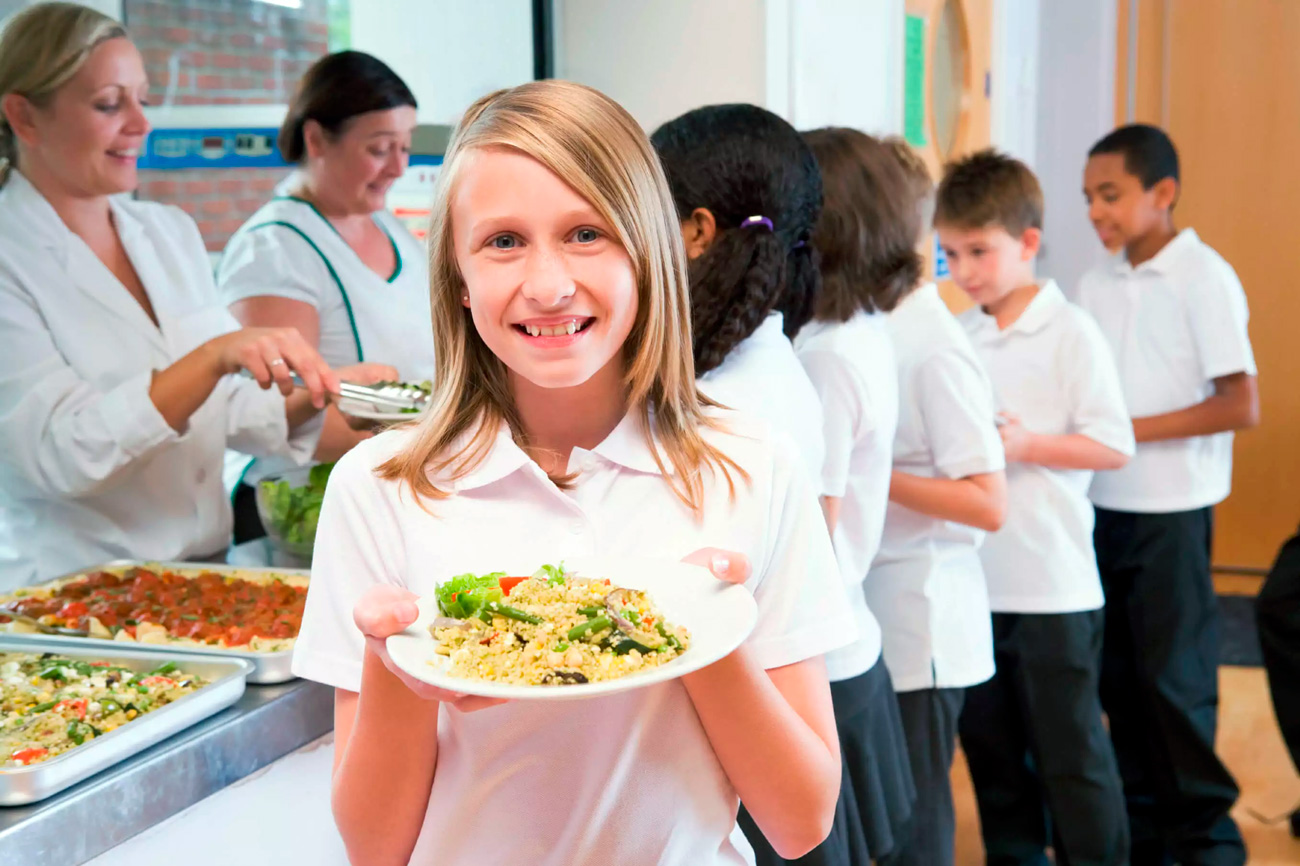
[255,463,334,560]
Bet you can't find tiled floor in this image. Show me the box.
[953,666,1300,865]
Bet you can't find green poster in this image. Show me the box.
[904,15,927,148]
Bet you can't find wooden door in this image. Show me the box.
[904,0,993,314]
[1118,0,1300,572]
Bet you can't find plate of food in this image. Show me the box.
[385,557,758,700]
[335,379,432,424]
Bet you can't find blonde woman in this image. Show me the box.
[292,80,855,865]
[0,3,387,590]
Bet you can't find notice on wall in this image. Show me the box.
[904,15,928,148]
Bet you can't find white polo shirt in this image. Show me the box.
[872,284,1004,692]
[959,281,1135,613]
[1076,229,1256,513]
[794,312,897,682]
[292,411,856,866]
[698,313,827,491]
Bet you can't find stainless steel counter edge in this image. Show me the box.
[0,679,335,866]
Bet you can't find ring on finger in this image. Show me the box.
[269,358,286,367]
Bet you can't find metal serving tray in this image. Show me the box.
[0,638,252,806]
[0,561,309,684]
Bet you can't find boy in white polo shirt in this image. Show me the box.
[937,150,1134,866]
[1078,124,1259,866]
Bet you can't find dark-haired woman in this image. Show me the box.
[650,103,826,487]
[218,51,433,540]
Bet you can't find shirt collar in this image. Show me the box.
[1113,227,1199,276]
[451,409,671,491]
[0,170,146,259]
[972,279,1060,340]
[0,170,73,255]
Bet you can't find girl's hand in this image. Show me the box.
[681,548,752,585]
[352,585,506,713]
[210,327,340,408]
[997,412,1035,463]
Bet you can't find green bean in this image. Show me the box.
[482,602,543,625]
[567,616,612,642]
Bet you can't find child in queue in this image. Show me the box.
[290,80,857,866]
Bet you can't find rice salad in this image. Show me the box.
[430,564,691,686]
[1,653,207,767]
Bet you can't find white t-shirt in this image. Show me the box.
[959,281,1135,613]
[218,189,434,375]
[1075,228,1256,513]
[698,313,827,491]
[794,312,897,681]
[218,186,435,487]
[872,284,1004,692]
[292,411,856,866]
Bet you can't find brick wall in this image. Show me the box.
[127,0,339,252]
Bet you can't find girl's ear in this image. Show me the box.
[680,207,718,261]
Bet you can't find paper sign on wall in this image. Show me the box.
[934,233,950,279]
[904,15,928,148]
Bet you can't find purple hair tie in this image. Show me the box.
[739,215,774,232]
[792,240,807,249]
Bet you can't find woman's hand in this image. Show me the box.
[335,363,400,386]
[209,327,340,409]
[681,547,752,585]
[352,584,506,713]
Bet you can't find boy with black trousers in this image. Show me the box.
[938,150,1133,866]
[1078,123,1260,866]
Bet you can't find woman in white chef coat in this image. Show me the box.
[218,51,433,542]
[0,3,382,591]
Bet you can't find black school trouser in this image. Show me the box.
[959,609,1129,866]
[1094,507,1245,866]
[878,687,965,866]
[1257,524,1300,774]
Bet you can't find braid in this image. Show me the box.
[651,103,824,372]
[690,231,786,375]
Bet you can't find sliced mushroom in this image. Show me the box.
[602,588,637,634]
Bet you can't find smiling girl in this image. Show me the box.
[291,80,856,866]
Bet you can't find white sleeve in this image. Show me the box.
[0,269,177,500]
[217,224,333,309]
[798,350,867,499]
[1187,258,1258,380]
[1067,312,1137,456]
[291,445,408,691]
[744,438,858,670]
[915,348,1006,479]
[166,216,324,463]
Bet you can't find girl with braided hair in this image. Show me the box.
[651,103,827,488]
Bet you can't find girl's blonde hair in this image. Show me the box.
[0,2,128,186]
[377,80,741,511]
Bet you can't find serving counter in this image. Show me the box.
[0,539,337,865]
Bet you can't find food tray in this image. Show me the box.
[0,562,309,684]
[0,638,252,805]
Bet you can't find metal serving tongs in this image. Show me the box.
[0,608,89,638]
[244,370,430,412]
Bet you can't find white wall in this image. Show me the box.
[1033,0,1116,292]
[554,0,767,133]
[350,0,534,126]
[991,0,1040,166]
[778,0,903,135]
[554,0,901,135]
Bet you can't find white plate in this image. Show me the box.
[335,396,427,424]
[385,556,758,701]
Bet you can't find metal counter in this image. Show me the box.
[0,677,334,866]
